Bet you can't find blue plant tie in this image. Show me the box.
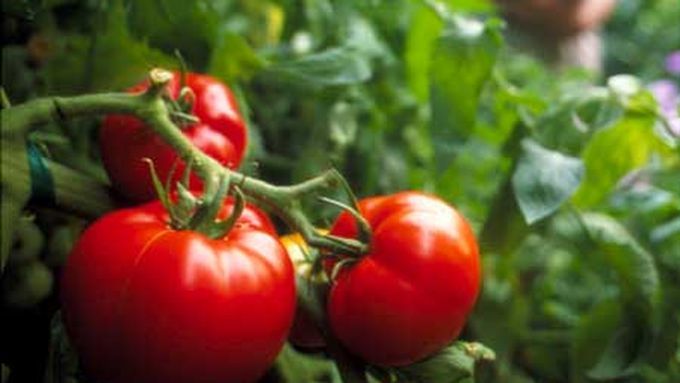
[26,141,56,206]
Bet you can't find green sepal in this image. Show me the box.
[173,183,199,229]
[318,196,372,248]
[209,186,246,239]
[190,173,230,236]
[396,341,497,383]
[144,158,174,217]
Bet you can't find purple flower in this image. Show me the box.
[648,80,678,112]
[648,80,680,136]
[666,51,680,75]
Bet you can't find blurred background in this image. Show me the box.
[2,0,679,382]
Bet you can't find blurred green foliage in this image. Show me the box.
[1,0,679,382]
[604,0,680,80]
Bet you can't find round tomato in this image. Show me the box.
[61,199,295,383]
[327,191,481,366]
[100,72,247,202]
[280,232,327,349]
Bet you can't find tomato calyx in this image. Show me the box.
[318,196,372,247]
[146,68,200,128]
[328,256,360,280]
[316,196,371,278]
[144,158,244,239]
[163,89,199,128]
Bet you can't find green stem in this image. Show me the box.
[2,93,142,139]
[46,159,116,217]
[1,138,31,273]
[1,195,23,273]
[1,87,11,109]
[1,136,114,272]
[0,69,368,256]
[1,138,115,217]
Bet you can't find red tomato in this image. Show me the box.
[327,191,481,366]
[61,199,295,383]
[100,72,247,202]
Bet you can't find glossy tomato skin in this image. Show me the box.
[61,200,295,383]
[100,72,247,202]
[327,191,480,366]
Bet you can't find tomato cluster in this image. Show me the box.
[61,75,481,382]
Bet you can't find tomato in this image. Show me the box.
[61,199,295,383]
[100,72,247,202]
[327,191,481,366]
[280,230,328,279]
[280,232,327,349]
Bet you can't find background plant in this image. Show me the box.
[1,0,679,382]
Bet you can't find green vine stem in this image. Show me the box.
[0,68,368,260]
[0,136,28,272]
[46,159,116,217]
[0,137,115,271]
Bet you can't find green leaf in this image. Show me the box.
[575,213,661,380]
[512,139,584,224]
[44,1,175,94]
[398,341,496,383]
[344,15,391,62]
[571,299,622,383]
[429,18,502,172]
[208,31,266,82]
[587,317,650,380]
[274,343,342,383]
[580,213,661,316]
[534,88,623,155]
[125,0,220,69]
[405,5,444,101]
[446,0,494,12]
[478,124,530,255]
[572,114,671,207]
[260,47,371,88]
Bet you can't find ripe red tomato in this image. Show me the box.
[61,199,295,383]
[327,191,481,366]
[100,72,247,202]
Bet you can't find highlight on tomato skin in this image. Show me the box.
[99,71,248,203]
[326,191,481,367]
[60,199,295,383]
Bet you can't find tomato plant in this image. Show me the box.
[100,71,247,202]
[60,198,295,383]
[327,191,481,366]
[2,1,679,382]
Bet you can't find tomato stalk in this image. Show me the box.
[318,196,372,248]
[0,68,368,257]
